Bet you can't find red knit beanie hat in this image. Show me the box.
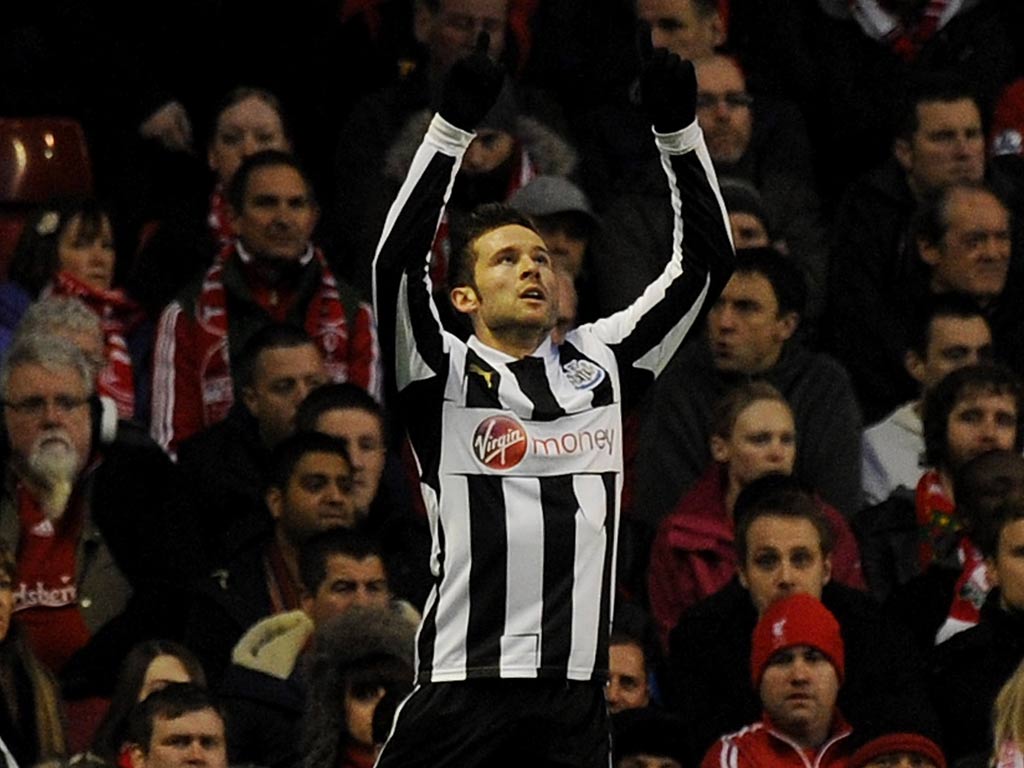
[849,733,946,768]
[750,593,844,688]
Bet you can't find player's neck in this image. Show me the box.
[475,325,550,359]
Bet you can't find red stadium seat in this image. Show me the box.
[0,117,93,276]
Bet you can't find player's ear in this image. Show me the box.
[450,285,480,315]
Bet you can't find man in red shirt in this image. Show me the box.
[702,593,853,768]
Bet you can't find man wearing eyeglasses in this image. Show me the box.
[0,332,195,697]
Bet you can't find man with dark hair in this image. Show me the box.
[611,707,687,768]
[633,246,862,525]
[635,0,724,62]
[862,293,993,506]
[184,431,355,684]
[218,528,404,768]
[371,38,733,766]
[930,495,1024,763]
[151,149,380,455]
[176,324,328,567]
[669,474,937,765]
[857,363,1024,607]
[128,684,227,768]
[825,75,1022,422]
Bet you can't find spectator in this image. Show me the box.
[862,294,993,507]
[632,247,862,527]
[669,475,938,763]
[300,605,417,768]
[184,431,356,684]
[647,382,863,646]
[992,657,1024,768]
[700,594,854,768]
[855,364,1023,608]
[176,324,328,567]
[219,529,409,768]
[850,733,946,768]
[150,150,380,455]
[4,199,146,420]
[126,684,227,768]
[611,707,687,768]
[930,495,1024,762]
[87,641,206,768]
[127,87,293,318]
[0,540,65,767]
[606,629,652,715]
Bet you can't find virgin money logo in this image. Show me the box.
[472,416,527,470]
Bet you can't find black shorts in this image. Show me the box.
[375,678,610,768]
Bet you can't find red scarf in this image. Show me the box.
[48,272,143,420]
[847,0,961,62]
[192,245,352,426]
[208,186,235,246]
[914,468,956,569]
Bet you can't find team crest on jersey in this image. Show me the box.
[562,359,606,390]
[472,415,527,469]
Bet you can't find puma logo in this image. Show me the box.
[469,364,496,389]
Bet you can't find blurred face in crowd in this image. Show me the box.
[740,515,831,615]
[0,567,12,643]
[707,272,797,373]
[617,757,683,768]
[345,680,386,748]
[712,398,796,493]
[139,656,193,702]
[243,343,328,448]
[267,450,357,544]
[537,213,591,279]
[696,56,753,165]
[987,518,1024,612]
[636,0,724,61]
[423,0,507,77]
[314,408,387,515]
[944,389,1018,472]
[462,130,516,176]
[4,362,92,517]
[895,98,985,197]
[208,95,289,187]
[606,641,650,714]
[919,188,1011,305]
[906,314,992,392]
[57,213,116,291]
[132,710,227,768]
[759,646,839,748]
[859,753,940,768]
[231,164,319,262]
[729,212,771,250]
[304,553,391,627]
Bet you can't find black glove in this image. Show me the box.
[639,47,697,133]
[439,32,506,132]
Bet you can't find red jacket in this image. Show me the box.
[151,244,380,454]
[701,715,853,768]
[648,464,865,648]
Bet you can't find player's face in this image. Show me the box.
[712,399,796,490]
[739,516,831,615]
[759,645,839,745]
[606,642,650,714]
[453,224,558,352]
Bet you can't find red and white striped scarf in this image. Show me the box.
[848,0,962,62]
[48,271,142,420]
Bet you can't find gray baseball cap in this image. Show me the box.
[508,175,595,221]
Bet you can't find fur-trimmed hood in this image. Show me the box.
[384,109,578,184]
[231,609,314,680]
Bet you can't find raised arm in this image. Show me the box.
[586,50,735,379]
[371,34,504,393]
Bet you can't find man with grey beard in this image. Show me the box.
[0,334,195,699]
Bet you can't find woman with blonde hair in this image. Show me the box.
[993,658,1024,767]
[646,380,864,647]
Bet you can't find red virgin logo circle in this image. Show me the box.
[471,416,527,469]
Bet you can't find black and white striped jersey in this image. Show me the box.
[373,115,734,684]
